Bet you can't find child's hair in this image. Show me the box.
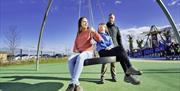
[98,23,108,33]
[109,13,114,17]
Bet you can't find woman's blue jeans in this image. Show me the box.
[68,51,93,85]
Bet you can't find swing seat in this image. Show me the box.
[84,56,116,66]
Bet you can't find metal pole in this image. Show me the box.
[36,0,53,70]
[156,0,180,44]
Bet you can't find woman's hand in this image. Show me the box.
[90,27,96,32]
[73,50,79,53]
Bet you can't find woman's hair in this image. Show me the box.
[98,23,108,33]
[77,17,86,35]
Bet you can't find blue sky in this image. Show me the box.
[0,0,180,53]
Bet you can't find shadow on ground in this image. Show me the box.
[0,82,64,91]
[0,75,101,84]
[141,68,180,74]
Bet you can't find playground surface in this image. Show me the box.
[0,59,180,91]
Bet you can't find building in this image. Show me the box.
[0,51,8,61]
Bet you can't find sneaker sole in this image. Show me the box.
[124,79,141,85]
[126,71,143,75]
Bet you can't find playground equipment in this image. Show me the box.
[36,0,53,70]
[36,0,180,70]
[128,25,180,59]
[143,25,165,48]
[156,0,180,44]
[84,56,116,66]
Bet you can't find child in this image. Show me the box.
[96,23,115,84]
[96,23,114,52]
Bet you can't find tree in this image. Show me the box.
[4,25,21,58]
[128,34,134,52]
[136,39,144,49]
[40,40,44,57]
[64,46,71,56]
[163,29,171,43]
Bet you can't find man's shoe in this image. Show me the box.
[75,84,83,91]
[126,67,143,75]
[112,77,117,82]
[65,84,75,91]
[124,75,141,85]
[100,77,105,84]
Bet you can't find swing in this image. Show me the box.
[84,56,116,66]
[36,0,180,70]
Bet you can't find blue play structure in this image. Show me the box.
[128,26,180,60]
[129,44,180,60]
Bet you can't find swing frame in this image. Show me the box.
[36,0,180,70]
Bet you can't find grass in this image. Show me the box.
[0,59,180,91]
[0,58,66,67]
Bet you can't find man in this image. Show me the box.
[99,13,142,85]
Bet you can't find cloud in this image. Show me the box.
[30,0,36,4]
[102,2,106,6]
[42,0,48,5]
[18,0,37,4]
[120,24,180,50]
[121,26,150,49]
[177,3,180,5]
[74,0,86,6]
[168,0,179,6]
[114,0,122,5]
[50,6,59,13]
[19,0,24,4]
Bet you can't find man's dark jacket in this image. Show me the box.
[106,22,123,47]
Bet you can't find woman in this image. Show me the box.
[66,17,102,91]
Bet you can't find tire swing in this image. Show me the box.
[84,56,116,66]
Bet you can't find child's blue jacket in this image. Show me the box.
[96,33,114,52]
